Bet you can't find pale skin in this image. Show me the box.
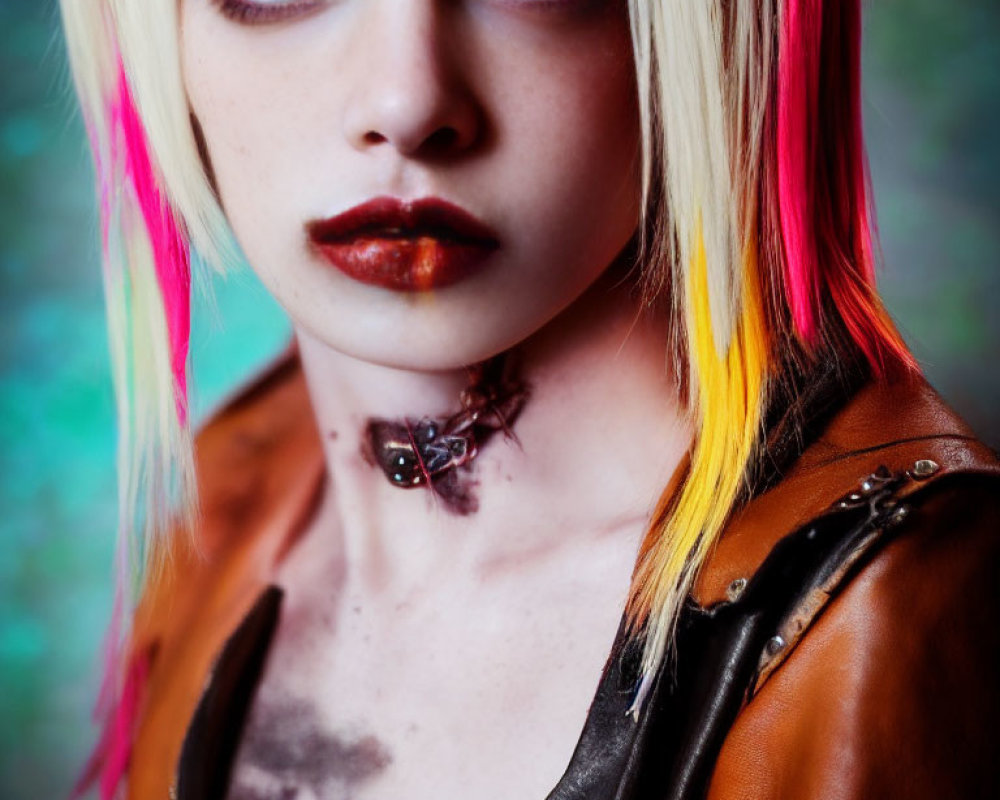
[180,0,691,797]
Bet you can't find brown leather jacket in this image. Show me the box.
[118,345,1000,799]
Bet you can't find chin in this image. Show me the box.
[295,315,533,373]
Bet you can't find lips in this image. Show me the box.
[306,196,500,291]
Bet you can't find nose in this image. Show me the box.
[342,3,482,159]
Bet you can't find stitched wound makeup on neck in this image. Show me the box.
[362,353,529,515]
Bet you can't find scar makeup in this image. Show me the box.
[363,353,528,514]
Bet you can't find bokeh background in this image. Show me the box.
[2,0,998,796]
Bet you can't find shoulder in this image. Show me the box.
[133,339,320,629]
[136,338,324,631]
[694,372,1000,605]
[186,340,324,557]
[704,375,1000,799]
[708,474,1000,799]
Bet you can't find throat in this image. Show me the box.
[362,352,530,515]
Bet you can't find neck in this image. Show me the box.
[294,267,691,590]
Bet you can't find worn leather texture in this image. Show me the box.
[123,342,1000,799]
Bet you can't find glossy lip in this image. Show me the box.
[306,196,500,292]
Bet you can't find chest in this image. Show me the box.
[224,558,634,800]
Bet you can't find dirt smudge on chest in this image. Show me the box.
[228,695,392,799]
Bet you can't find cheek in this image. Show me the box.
[181,12,323,245]
[488,16,636,172]
[479,23,641,263]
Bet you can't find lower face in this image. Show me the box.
[181,0,641,371]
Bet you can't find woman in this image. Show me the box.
[61,0,999,798]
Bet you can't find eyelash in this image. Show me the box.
[211,0,321,25]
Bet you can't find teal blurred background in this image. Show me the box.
[1,0,998,796]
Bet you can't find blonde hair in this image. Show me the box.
[60,0,915,784]
[61,0,236,609]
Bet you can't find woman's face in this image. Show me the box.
[181,0,641,370]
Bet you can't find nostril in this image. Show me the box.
[424,127,460,152]
[360,125,465,156]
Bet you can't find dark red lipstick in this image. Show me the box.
[306,196,500,292]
